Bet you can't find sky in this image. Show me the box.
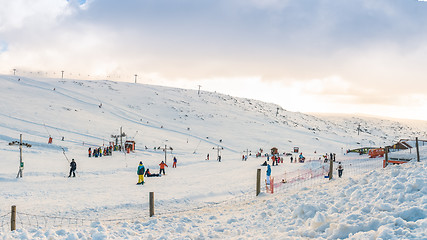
[1,0,427,121]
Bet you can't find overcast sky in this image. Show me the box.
[1,0,427,120]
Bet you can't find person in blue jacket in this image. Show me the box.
[266,164,271,185]
[137,161,145,185]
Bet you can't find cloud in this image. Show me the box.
[0,0,76,32]
[0,0,427,119]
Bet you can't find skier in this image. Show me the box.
[88,148,92,157]
[290,156,293,163]
[137,161,145,185]
[172,157,177,168]
[266,164,271,185]
[144,168,161,177]
[68,159,77,178]
[337,162,344,178]
[159,161,168,175]
[206,153,209,160]
[299,153,305,162]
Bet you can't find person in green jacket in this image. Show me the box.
[137,161,145,185]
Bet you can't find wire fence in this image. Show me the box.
[0,212,10,231]
[0,157,385,232]
[269,157,384,194]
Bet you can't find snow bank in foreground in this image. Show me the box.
[1,160,425,239]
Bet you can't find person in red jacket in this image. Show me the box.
[159,161,168,175]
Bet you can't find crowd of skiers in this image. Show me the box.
[88,146,115,158]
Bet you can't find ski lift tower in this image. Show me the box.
[160,140,173,164]
[213,139,224,162]
[111,126,126,151]
[9,134,32,178]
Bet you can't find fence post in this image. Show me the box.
[256,169,261,196]
[328,158,333,180]
[385,147,389,167]
[149,192,154,217]
[416,137,420,162]
[11,205,16,231]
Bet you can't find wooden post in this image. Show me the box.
[164,145,167,164]
[328,158,333,180]
[18,134,23,178]
[416,137,420,162]
[385,147,389,167]
[11,205,16,231]
[149,192,154,217]
[256,169,261,196]
[120,127,123,152]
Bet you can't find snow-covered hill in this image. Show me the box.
[1,75,425,155]
[0,75,426,239]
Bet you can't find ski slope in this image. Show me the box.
[0,75,426,239]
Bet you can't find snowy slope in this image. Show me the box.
[0,75,426,239]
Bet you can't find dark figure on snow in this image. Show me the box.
[68,159,77,178]
[337,162,344,178]
[144,168,161,177]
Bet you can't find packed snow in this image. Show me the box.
[0,75,425,239]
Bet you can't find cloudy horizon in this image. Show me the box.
[1,0,427,120]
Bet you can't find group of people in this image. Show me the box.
[136,157,178,185]
[88,147,113,158]
[261,153,344,185]
[67,155,179,185]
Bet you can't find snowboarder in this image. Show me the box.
[144,168,161,177]
[172,156,177,168]
[159,161,168,175]
[137,161,145,185]
[68,159,77,178]
[337,162,343,178]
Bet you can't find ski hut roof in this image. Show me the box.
[271,147,278,154]
[395,139,427,149]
